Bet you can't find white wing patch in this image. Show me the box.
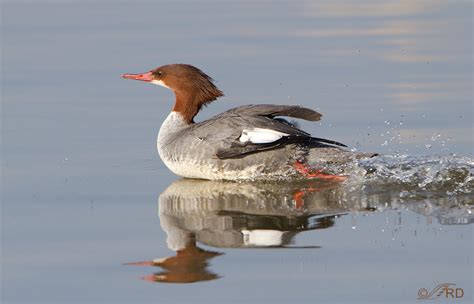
[241,229,286,246]
[239,128,289,144]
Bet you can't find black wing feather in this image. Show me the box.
[216,136,347,159]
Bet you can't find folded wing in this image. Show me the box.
[192,104,346,159]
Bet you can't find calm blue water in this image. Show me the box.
[2,1,472,303]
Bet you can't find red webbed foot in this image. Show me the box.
[293,161,346,181]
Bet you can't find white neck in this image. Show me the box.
[157,111,188,152]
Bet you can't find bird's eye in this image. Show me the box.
[156,71,163,76]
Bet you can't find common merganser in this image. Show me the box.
[122,64,376,180]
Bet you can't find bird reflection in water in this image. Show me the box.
[126,178,346,283]
[125,177,472,283]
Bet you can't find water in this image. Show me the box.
[1,1,472,303]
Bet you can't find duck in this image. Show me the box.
[122,64,376,180]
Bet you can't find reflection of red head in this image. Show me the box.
[125,242,222,284]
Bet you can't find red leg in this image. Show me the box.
[293,161,346,181]
[293,190,306,208]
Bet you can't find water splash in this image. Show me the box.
[353,154,473,198]
[327,154,473,226]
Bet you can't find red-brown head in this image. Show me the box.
[122,64,224,123]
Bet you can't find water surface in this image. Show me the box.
[1,1,472,303]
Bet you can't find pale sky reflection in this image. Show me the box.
[304,0,444,17]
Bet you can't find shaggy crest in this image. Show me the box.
[153,64,224,123]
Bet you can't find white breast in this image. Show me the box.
[157,112,219,179]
